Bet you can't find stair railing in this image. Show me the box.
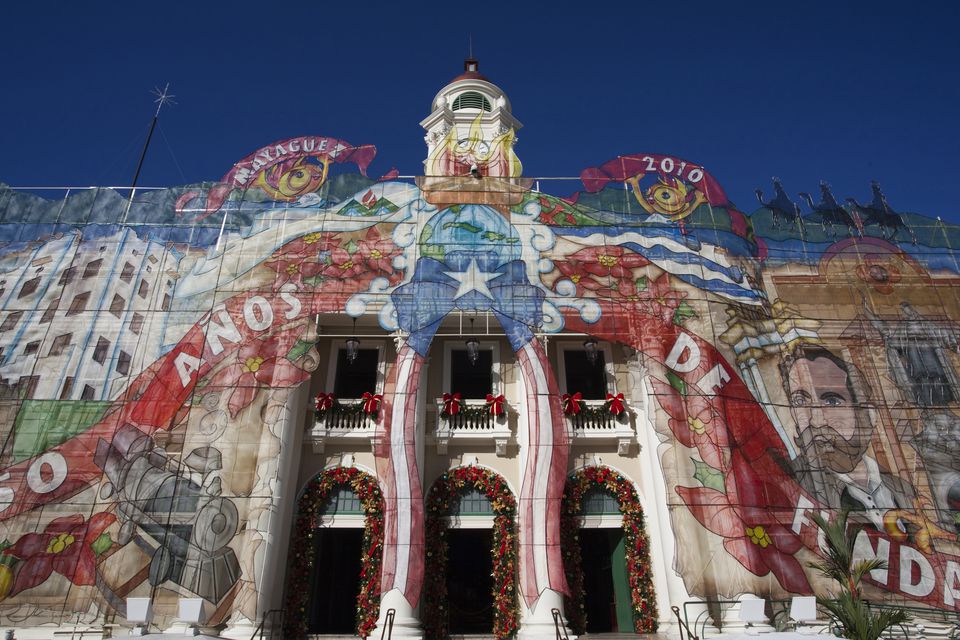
[379,608,396,640]
[672,605,700,640]
[551,608,569,640]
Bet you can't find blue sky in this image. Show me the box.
[1,1,958,221]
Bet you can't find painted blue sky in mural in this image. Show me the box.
[0,1,958,222]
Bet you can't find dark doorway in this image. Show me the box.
[307,527,363,634]
[579,528,630,633]
[447,528,494,633]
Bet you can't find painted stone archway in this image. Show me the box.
[561,466,658,634]
[423,466,519,640]
[284,466,385,639]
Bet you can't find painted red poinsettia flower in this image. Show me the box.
[322,246,370,280]
[207,333,311,417]
[355,228,397,276]
[650,378,728,470]
[677,450,810,594]
[554,258,609,296]
[3,512,116,596]
[278,231,340,258]
[576,245,650,279]
[264,255,326,287]
[637,272,686,322]
[554,245,650,299]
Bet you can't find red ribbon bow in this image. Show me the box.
[442,392,462,416]
[361,392,382,416]
[562,392,583,415]
[315,392,335,412]
[606,392,626,416]
[486,393,505,417]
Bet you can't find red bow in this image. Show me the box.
[315,392,335,412]
[442,392,462,416]
[361,392,382,416]
[562,392,583,415]
[486,393,505,417]
[606,392,626,416]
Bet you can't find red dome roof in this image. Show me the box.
[451,59,490,83]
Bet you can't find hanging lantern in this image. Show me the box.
[346,317,361,364]
[466,317,480,366]
[465,335,481,366]
[583,336,600,365]
[345,335,361,364]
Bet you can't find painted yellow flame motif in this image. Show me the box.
[427,113,522,177]
[254,157,329,201]
[626,173,706,221]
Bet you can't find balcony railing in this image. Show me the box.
[306,401,377,453]
[433,398,512,456]
[566,399,637,454]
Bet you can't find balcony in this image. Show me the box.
[566,399,638,454]
[306,401,377,453]
[432,398,513,456]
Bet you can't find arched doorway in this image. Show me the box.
[561,466,658,634]
[284,467,384,639]
[423,466,518,640]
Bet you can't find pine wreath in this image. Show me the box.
[423,466,519,640]
[284,466,384,638]
[561,466,658,633]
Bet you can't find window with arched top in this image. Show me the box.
[452,91,492,112]
[454,488,493,515]
[580,487,621,515]
[318,486,363,515]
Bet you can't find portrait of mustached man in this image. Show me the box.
[782,347,915,529]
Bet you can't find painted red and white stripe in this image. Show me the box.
[516,340,570,606]
[375,344,425,608]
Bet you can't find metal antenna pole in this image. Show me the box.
[125,84,175,219]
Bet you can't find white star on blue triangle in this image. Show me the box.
[444,259,504,300]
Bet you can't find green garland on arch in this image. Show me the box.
[423,465,519,640]
[284,466,384,639]
[561,466,658,633]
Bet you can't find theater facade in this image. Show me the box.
[1,61,959,638]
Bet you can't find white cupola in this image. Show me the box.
[420,59,523,178]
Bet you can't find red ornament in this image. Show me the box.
[562,392,583,415]
[315,391,335,411]
[606,392,626,415]
[486,393,505,416]
[361,392,382,416]
[442,392,462,416]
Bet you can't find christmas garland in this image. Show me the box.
[315,391,382,417]
[423,466,519,640]
[560,466,658,633]
[284,467,384,639]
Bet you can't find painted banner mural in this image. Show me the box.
[1,135,960,632]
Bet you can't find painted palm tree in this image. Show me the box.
[808,510,910,640]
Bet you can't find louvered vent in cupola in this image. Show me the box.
[452,91,491,112]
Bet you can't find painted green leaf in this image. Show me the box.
[344,239,358,254]
[91,532,113,557]
[286,339,317,362]
[666,371,687,396]
[481,231,506,242]
[302,275,324,288]
[635,275,648,292]
[12,400,112,463]
[672,300,698,326]
[692,459,725,492]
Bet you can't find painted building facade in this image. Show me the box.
[1,61,959,638]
